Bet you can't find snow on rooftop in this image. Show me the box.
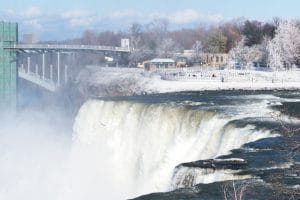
[150,58,175,63]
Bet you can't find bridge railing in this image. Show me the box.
[6,44,131,52]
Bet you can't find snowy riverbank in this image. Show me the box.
[75,66,300,98]
[145,79,300,93]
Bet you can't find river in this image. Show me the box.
[0,90,299,199]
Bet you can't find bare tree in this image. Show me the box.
[205,29,228,53]
[223,180,251,200]
[158,38,181,58]
[145,18,169,51]
[81,30,98,45]
[192,40,203,62]
[129,23,142,50]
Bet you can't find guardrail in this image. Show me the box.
[161,69,300,83]
[5,44,131,52]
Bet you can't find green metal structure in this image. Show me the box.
[0,22,18,111]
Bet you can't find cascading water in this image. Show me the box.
[2,91,294,200]
[68,99,273,199]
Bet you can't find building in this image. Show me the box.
[201,53,228,66]
[0,22,18,111]
[121,38,130,49]
[146,58,175,71]
[22,33,38,44]
[175,50,228,67]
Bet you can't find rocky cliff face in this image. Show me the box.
[134,125,300,200]
[134,101,300,200]
[58,66,152,115]
[75,66,149,97]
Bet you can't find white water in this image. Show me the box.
[69,100,273,199]
[171,166,252,189]
[0,98,276,200]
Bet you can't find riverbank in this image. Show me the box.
[145,79,300,94]
[75,67,300,99]
[146,68,300,93]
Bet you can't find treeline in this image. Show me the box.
[230,19,300,69]
[69,18,277,53]
[65,17,300,69]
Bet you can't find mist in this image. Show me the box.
[0,89,127,200]
[0,109,70,200]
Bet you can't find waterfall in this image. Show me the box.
[69,99,273,199]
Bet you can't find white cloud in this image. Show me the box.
[23,19,43,31]
[62,10,92,19]
[21,6,42,19]
[205,13,224,22]
[69,18,95,27]
[170,9,200,24]
[142,9,224,25]
[2,7,44,35]
[4,9,15,16]
[61,10,97,27]
[3,6,42,19]
[108,10,138,19]
[167,9,224,24]
[1,6,226,40]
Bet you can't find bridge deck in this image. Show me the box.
[5,44,131,53]
[18,70,57,92]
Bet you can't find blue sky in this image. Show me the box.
[1,0,299,41]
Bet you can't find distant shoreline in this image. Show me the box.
[145,79,300,94]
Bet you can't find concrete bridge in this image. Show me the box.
[4,44,131,92]
[5,44,131,53]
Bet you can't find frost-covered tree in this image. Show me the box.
[205,29,228,53]
[192,40,203,62]
[158,38,181,58]
[229,37,244,59]
[267,38,283,69]
[229,37,248,66]
[267,20,300,70]
[229,36,269,69]
[246,37,270,67]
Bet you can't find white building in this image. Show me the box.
[146,58,175,71]
[121,38,130,49]
[23,34,38,44]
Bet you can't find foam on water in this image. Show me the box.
[69,100,273,199]
[1,92,286,200]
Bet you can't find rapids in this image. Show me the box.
[70,100,273,199]
[3,90,295,200]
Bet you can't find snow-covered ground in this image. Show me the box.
[76,66,300,97]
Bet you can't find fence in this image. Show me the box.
[161,68,300,83]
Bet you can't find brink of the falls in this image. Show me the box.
[70,100,273,199]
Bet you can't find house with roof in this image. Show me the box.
[145,58,176,71]
[175,50,229,67]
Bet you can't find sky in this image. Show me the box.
[1,0,299,41]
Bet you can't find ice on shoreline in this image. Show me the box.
[76,66,300,97]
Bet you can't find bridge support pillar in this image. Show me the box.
[57,52,60,86]
[64,65,68,84]
[50,64,53,82]
[35,64,38,76]
[27,57,30,74]
[42,53,45,80]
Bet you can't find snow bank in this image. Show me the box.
[75,66,300,97]
[75,66,149,97]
